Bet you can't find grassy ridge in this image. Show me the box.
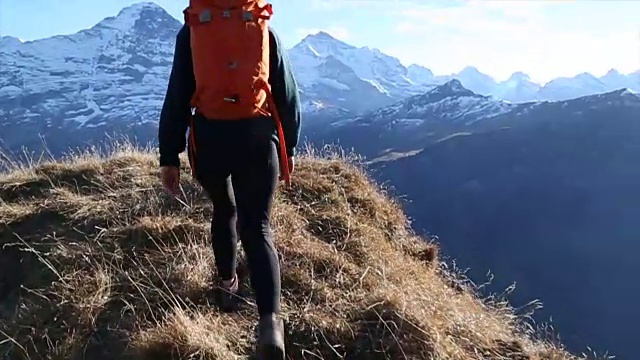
[0,144,580,359]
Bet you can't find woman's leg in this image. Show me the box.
[231,140,281,316]
[200,175,239,284]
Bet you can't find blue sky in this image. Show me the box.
[1,0,639,83]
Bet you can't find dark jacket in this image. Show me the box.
[158,25,302,168]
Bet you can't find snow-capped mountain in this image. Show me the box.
[288,31,434,114]
[455,66,498,95]
[0,36,23,49]
[340,80,513,129]
[598,69,637,93]
[493,72,541,103]
[406,64,435,86]
[0,2,181,153]
[537,72,608,102]
[0,4,178,125]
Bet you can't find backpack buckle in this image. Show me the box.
[222,9,231,18]
[224,94,240,103]
[198,9,211,23]
[242,11,254,22]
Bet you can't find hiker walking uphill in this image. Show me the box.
[157,1,301,359]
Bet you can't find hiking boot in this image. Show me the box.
[217,275,240,312]
[256,314,285,360]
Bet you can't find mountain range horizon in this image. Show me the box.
[2,0,639,140]
[296,30,640,85]
[1,1,638,88]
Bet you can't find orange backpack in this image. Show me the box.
[183,0,290,185]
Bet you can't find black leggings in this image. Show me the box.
[191,116,281,316]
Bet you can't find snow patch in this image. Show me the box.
[363,79,389,94]
[0,85,22,97]
[317,78,350,91]
[435,132,472,143]
[395,118,425,126]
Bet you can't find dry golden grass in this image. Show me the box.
[0,143,585,359]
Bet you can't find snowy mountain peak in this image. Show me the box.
[455,66,498,94]
[402,80,492,111]
[407,64,435,86]
[0,36,22,45]
[293,31,356,62]
[605,68,621,76]
[350,79,512,129]
[117,1,170,21]
[601,69,629,85]
[575,72,599,81]
[93,1,174,33]
[507,71,531,82]
[0,36,22,51]
[298,31,353,49]
[608,88,640,99]
[290,29,425,104]
[308,31,338,41]
[431,79,476,97]
[459,66,482,75]
[408,64,434,77]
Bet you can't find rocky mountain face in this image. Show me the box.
[290,31,435,115]
[305,82,640,360]
[0,2,179,155]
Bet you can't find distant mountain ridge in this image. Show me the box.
[290,31,640,112]
[306,78,640,159]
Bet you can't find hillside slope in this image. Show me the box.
[0,145,580,359]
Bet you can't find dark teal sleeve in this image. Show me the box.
[158,25,195,167]
[268,28,302,157]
